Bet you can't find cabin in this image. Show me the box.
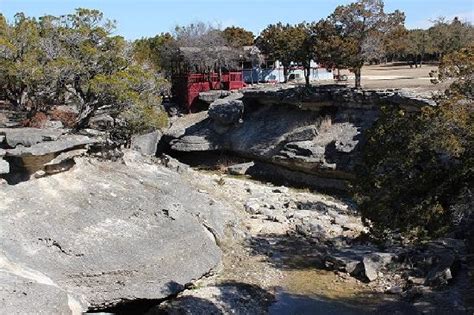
[240,46,334,84]
[172,72,245,111]
[171,46,245,112]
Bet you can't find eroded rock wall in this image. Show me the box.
[164,87,434,190]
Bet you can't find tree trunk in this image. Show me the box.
[283,66,288,83]
[74,102,98,131]
[304,65,310,87]
[354,68,362,89]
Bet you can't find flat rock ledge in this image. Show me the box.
[0,128,100,181]
[242,86,437,110]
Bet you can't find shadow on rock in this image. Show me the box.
[245,232,329,270]
[150,281,274,315]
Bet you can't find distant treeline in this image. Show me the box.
[132,1,473,87]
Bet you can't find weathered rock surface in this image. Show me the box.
[243,86,436,110]
[0,270,78,315]
[0,128,66,147]
[0,158,8,174]
[5,135,96,157]
[0,151,234,312]
[198,90,231,104]
[164,87,436,190]
[42,148,87,175]
[227,161,255,175]
[87,113,114,131]
[0,126,103,181]
[208,98,243,126]
[154,282,274,315]
[131,131,162,156]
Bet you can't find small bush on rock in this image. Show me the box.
[120,100,169,137]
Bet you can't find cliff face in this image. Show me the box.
[164,86,435,190]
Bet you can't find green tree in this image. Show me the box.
[353,46,473,239]
[0,13,44,109]
[313,19,349,73]
[429,17,474,58]
[256,22,316,84]
[382,15,408,62]
[133,33,174,73]
[291,22,317,87]
[222,26,254,47]
[405,29,433,67]
[0,9,168,130]
[256,23,295,81]
[320,0,405,88]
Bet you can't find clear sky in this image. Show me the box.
[1,0,473,39]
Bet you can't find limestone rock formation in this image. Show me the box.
[0,128,101,181]
[0,151,235,313]
[163,87,435,190]
[0,157,9,174]
[0,128,66,147]
[131,131,162,156]
[208,98,243,126]
[198,90,231,104]
[5,135,96,157]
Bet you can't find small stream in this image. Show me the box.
[268,268,395,315]
[270,291,366,315]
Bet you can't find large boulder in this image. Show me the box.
[131,131,162,156]
[199,90,231,104]
[360,253,394,282]
[0,128,98,181]
[0,151,234,312]
[324,248,396,282]
[208,98,244,126]
[228,161,255,175]
[0,271,77,315]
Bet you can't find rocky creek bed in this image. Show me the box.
[0,144,471,314]
[0,86,472,313]
[153,161,471,314]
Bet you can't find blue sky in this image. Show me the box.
[1,0,473,39]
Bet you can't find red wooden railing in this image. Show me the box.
[173,71,245,111]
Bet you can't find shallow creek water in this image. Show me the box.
[269,268,387,314]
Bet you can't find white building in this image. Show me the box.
[243,60,333,84]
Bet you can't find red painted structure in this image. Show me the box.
[172,71,245,111]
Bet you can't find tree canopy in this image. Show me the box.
[162,22,240,74]
[315,0,406,87]
[0,9,167,129]
[132,33,174,72]
[256,22,316,84]
[222,26,254,47]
